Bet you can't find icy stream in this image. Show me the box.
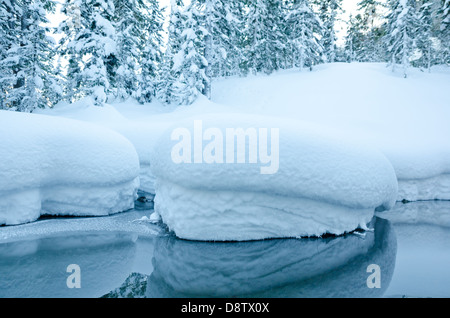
[0,202,449,298]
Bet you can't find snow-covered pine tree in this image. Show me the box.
[157,0,185,104]
[356,0,385,62]
[384,0,420,78]
[285,0,323,71]
[344,14,362,62]
[227,1,248,76]
[202,0,213,99]
[113,0,143,100]
[216,0,245,77]
[416,0,435,71]
[110,0,163,103]
[438,0,450,64]
[72,0,116,105]
[58,0,83,102]
[138,0,164,103]
[199,0,243,82]
[170,0,208,105]
[314,0,342,63]
[245,0,287,75]
[2,0,61,112]
[358,0,382,29]
[0,0,19,110]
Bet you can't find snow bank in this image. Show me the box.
[36,98,203,194]
[147,217,396,297]
[0,110,140,225]
[212,63,450,201]
[151,114,398,241]
[383,145,450,201]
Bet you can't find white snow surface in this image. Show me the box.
[212,63,450,201]
[0,110,140,225]
[151,114,398,240]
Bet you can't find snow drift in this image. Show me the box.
[212,63,450,202]
[0,110,140,225]
[151,114,398,241]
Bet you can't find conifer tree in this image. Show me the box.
[113,0,142,100]
[171,0,208,105]
[357,0,385,62]
[384,0,420,78]
[58,0,83,102]
[157,0,185,104]
[136,0,164,103]
[246,0,287,74]
[345,14,363,62]
[416,0,435,71]
[67,0,116,105]
[315,0,342,63]
[2,0,61,112]
[285,0,323,70]
[438,0,450,63]
[0,0,19,109]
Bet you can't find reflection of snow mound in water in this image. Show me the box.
[146,217,396,298]
[378,201,450,228]
[151,114,398,241]
[397,174,450,201]
[0,232,137,298]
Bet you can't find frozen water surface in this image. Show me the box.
[0,202,449,298]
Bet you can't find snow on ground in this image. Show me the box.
[150,113,398,240]
[0,110,140,225]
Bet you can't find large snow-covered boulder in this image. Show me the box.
[0,110,140,225]
[150,114,398,241]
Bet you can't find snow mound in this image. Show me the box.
[212,63,450,201]
[0,110,140,225]
[377,201,450,228]
[151,114,398,241]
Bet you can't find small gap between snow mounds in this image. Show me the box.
[149,113,399,241]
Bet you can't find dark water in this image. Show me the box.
[0,202,449,298]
